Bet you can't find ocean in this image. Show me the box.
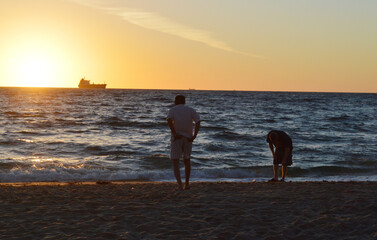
[0,87,376,182]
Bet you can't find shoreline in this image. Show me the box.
[1,179,377,186]
[2,181,376,239]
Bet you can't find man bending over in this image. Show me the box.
[266,130,293,182]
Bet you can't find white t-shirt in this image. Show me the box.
[167,104,200,138]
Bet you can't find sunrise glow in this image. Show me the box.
[0,0,376,92]
[9,52,56,87]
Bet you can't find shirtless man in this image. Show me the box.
[266,130,293,182]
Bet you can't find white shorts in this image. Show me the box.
[170,137,192,160]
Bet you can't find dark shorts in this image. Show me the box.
[274,148,292,166]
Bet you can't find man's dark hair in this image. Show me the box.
[174,95,185,105]
[269,132,278,142]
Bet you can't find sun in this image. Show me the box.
[10,51,57,87]
[1,36,70,88]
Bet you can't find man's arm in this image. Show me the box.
[189,121,200,142]
[168,118,182,140]
[269,142,275,158]
[167,119,177,139]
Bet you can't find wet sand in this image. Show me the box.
[1,181,377,239]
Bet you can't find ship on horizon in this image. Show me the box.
[78,78,107,89]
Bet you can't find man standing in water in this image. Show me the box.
[167,95,201,190]
[266,130,293,182]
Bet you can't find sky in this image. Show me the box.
[0,0,377,92]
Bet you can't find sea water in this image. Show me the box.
[0,87,376,182]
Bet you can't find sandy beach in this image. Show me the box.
[1,181,376,239]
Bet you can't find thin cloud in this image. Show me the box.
[71,0,264,58]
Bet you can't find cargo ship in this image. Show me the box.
[78,78,107,89]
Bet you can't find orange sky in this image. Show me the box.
[1,0,376,92]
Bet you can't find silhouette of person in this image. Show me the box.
[167,95,200,190]
[266,130,293,182]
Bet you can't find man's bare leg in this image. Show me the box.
[172,159,183,190]
[183,158,191,189]
[281,165,287,181]
[273,164,279,181]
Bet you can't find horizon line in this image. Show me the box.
[0,86,375,94]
